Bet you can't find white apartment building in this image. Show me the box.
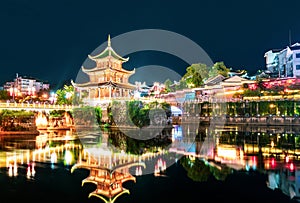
[3,74,50,97]
[264,43,300,78]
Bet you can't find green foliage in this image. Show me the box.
[175,79,188,90]
[0,90,11,101]
[209,165,232,181]
[103,123,110,128]
[127,100,150,128]
[72,106,99,126]
[107,128,172,155]
[163,79,173,93]
[180,156,232,182]
[243,89,261,97]
[179,62,230,89]
[0,109,34,131]
[182,63,208,88]
[95,106,102,125]
[0,109,34,118]
[160,102,171,118]
[209,61,230,78]
[49,110,66,118]
[55,84,75,105]
[180,156,211,182]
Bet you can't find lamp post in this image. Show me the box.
[269,103,275,115]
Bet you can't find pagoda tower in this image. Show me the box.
[72,35,136,107]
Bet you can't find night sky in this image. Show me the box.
[1,0,300,89]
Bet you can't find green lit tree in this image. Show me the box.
[163,79,173,93]
[175,79,188,90]
[0,90,11,101]
[209,61,230,78]
[182,63,209,88]
[55,84,74,105]
[180,156,212,182]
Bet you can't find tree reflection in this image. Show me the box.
[108,127,172,155]
[180,156,211,182]
[209,164,232,181]
[180,156,232,182]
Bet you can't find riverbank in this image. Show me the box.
[0,130,40,136]
[180,115,300,126]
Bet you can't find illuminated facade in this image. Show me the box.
[3,73,50,98]
[264,43,300,78]
[71,35,136,106]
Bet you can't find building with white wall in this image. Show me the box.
[264,43,300,78]
[3,73,50,97]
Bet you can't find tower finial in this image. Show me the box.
[108,34,111,47]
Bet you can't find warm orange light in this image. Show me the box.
[217,147,238,159]
[35,112,48,127]
[42,93,48,99]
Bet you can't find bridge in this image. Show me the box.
[0,102,77,112]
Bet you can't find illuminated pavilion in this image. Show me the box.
[71,35,136,106]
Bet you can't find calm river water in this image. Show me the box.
[0,123,299,203]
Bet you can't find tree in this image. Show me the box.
[55,84,74,105]
[163,79,173,93]
[0,90,11,101]
[95,106,102,126]
[182,63,209,88]
[175,79,188,90]
[209,61,230,78]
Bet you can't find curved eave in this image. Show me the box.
[71,81,94,88]
[88,47,129,62]
[72,81,136,90]
[82,66,135,75]
[82,66,106,73]
[112,67,135,75]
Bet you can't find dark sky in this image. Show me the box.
[1,0,300,89]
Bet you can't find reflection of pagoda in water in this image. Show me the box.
[71,152,145,203]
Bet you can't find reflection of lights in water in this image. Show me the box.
[245,156,257,171]
[135,166,142,176]
[8,162,18,177]
[217,147,237,160]
[13,162,17,176]
[64,150,73,165]
[154,158,166,176]
[51,152,57,169]
[172,125,182,141]
[26,163,36,179]
[290,162,295,171]
[32,163,36,176]
[27,151,30,164]
[245,164,250,171]
[286,156,289,163]
[8,164,13,177]
[51,152,57,163]
[27,165,31,178]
